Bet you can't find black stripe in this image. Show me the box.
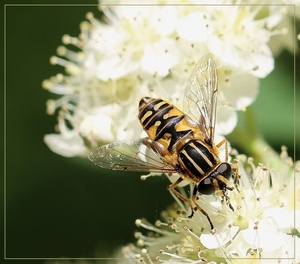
[179,141,217,178]
[138,98,165,121]
[179,151,203,177]
[154,115,190,152]
[144,104,173,129]
[155,115,184,139]
[139,98,192,152]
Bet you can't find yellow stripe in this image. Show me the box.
[140,110,153,124]
[190,142,214,167]
[181,149,205,175]
[153,101,166,110]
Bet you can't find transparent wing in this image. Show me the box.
[183,55,218,144]
[88,139,177,173]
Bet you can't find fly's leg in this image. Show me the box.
[168,177,195,218]
[142,137,168,156]
[214,175,235,211]
[216,138,227,161]
[170,177,217,233]
[191,186,216,233]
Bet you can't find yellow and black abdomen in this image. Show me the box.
[138,97,194,153]
[178,140,219,183]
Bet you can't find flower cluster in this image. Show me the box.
[42,1,292,157]
[121,147,300,263]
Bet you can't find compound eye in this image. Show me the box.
[197,177,215,195]
[217,163,232,180]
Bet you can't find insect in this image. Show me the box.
[89,55,237,233]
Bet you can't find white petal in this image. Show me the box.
[177,12,209,43]
[200,225,239,249]
[80,113,115,145]
[111,6,177,37]
[83,53,98,77]
[220,71,259,110]
[263,208,300,231]
[89,22,124,52]
[209,36,274,78]
[154,6,178,36]
[215,105,238,135]
[258,234,295,260]
[243,46,275,78]
[264,8,284,28]
[269,16,296,56]
[96,53,139,81]
[44,131,87,157]
[141,39,179,77]
[242,218,284,251]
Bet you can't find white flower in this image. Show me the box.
[120,147,300,263]
[96,5,180,78]
[263,0,300,56]
[43,2,288,157]
[79,106,118,148]
[44,129,87,157]
[176,4,282,78]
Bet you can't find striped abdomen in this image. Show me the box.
[138,97,194,153]
[178,140,220,182]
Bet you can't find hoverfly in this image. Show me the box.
[89,55,237,233]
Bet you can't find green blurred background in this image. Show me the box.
[2,1,299,262]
